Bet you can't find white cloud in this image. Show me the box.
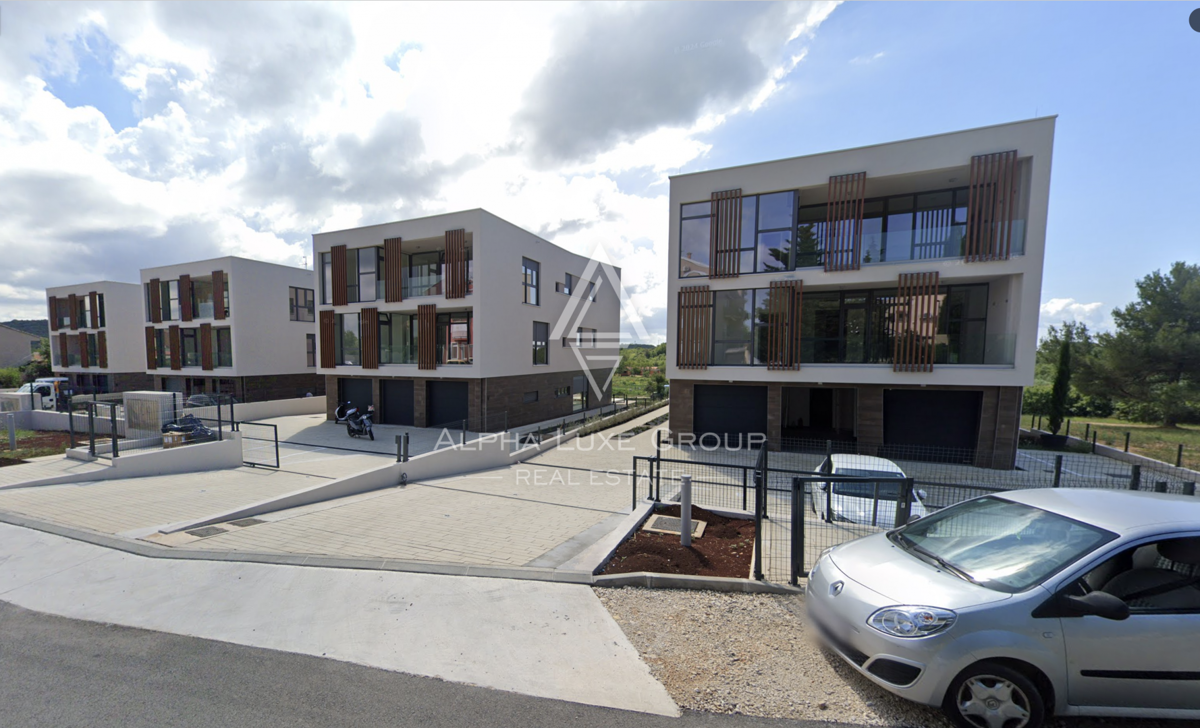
[850,51,885,65]
[1038,298,1111,338]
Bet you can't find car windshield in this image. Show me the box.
[890,496,1117,593]
[831,469,905,500]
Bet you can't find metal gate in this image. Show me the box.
[238,421,279,468]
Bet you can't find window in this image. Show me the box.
[577,327,596,348]
[558,273,577,295]
[86,333,97,365]
[436,311,472,365]
[160,280,180,321]
[406,251,443,298]
[289,287,315,322]
[522,258,540,305]
[712,290,754,365]
[1077,536,1200,613]
[347,247,378,304]
[572,385,588,413]
[379,312,418,365]
[320,252,332,305]
[181,328,200,367]
[191,277,216,319]
[336,313,361,366]
[306,334,316,367]
[96,293,106,328]
[78,295,91,328]
[523,391,538,404]
[532,321,548,365]
[54,298,71,329]
[376,247,387,300]
[679,202,710,278]
[155,329,171,369]
[554,386,570,398]
[213,327,233,368]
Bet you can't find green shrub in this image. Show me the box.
[0,367,22,388]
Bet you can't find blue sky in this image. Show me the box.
[0,2,1196,342]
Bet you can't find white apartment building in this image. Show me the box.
[46,281,151,393]
[140,256,324,401]
[666,117,1056,468]
[312,209,621,430]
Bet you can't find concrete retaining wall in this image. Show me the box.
[29,409,125,436]
[184,396,326,424]
[1022,427,1200,482]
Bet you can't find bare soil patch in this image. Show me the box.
[0,430,73,467]
[600,504,754,579]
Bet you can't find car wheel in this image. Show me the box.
[943,661,1044,728]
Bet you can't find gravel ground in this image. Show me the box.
[595,587,1179,728]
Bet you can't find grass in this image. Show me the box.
[612,374,661,401]
[0,429,73,464]
[1025,414,1200,470]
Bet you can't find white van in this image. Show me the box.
[15,377,70,410]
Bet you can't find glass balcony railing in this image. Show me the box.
[380,343,418,365]
[438,342,473,365]
[399,272,474,299]
[795,333,1017,366]
[859,221,1026,266]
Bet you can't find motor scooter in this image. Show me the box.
[344,403,375,440]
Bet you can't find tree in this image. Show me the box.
[1075,262,1200,427]
[20,339,52,382]
[1047,339,1071,435]
[1024,322,1113,417]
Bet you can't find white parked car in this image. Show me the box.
[811,454,928,528]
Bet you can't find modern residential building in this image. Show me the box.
[140,257,324,401]
[45,282,151,392]
[312,209,620,430]
[666,117,1056,468]
[0,322,42,369]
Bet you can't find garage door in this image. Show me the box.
[380,380,414,426]
[427,381,469,428]
[883,389,981,460]
[338,378,373,418]
[693,385,767,442]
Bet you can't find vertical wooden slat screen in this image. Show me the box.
[893,272,941,373]
[169,325,182,371]
[149,279,162,323]
[709,189,742,278]
[417,304,437,370]
[444,229,467,299]
[676,285,713,369]
[825,172,866,272]
[966,150,1018,262]
[319,310,336,368]
[331,245,348,306]
[79,332,89,368]
[179,275,193,322]
[212,271,226,320]
[766,280,803,370]
[97,331,108,369]
[58,333,69,369]
[145,327,157,370]
[68,293,79,330]
[200,323,214,371]
[48,296,58,331]
[88,292,99,328]
[384,237,403,303]
[361,307,379,369]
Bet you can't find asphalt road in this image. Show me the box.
[0,600,861,728]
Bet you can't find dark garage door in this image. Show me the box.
[380,380,414,426]
[883,389,981,460]
[427,381,468,428]
[693,384,768,444]
[338,378,373,418]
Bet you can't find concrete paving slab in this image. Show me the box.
[0,522,678,716]
[0,457,109,489]
[256,414,479,457]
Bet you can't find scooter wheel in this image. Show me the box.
[368,429,374,441]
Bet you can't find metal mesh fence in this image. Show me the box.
[80,394,233,459]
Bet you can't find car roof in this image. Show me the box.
[997,489,1200,533]
[829,454,905,475]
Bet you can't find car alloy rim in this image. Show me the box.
[957,675,1031,728]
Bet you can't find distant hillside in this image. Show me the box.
[1,320,49,338]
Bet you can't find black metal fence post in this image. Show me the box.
[1129,464,1141,491]
[654,430,662,502]
[753,466,764,581]
[1177,444,1185,468]
[1092,431,1098,453]
[790,479,801,586]
[1124,432,1131,453]
[1065,420,1071,438]
[894,478,914,528]
[66,396,76,449]
[110,405,119,458]
[741,468,748,512]
[1084,423,1090,441]
[1053,455,1063,488]
[216,400,223,441]
[87,403,96,457]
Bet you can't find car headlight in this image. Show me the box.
[868,606,956,638]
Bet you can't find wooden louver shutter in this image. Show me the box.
[825,172,866,272]
[417,304,436,370]
[78,332,89,368]
[765,280,802,371]
[68,293,79,330]
[89,292,99,329]
[97,331,108,369]
[212,271,226,320]
[319,310,336,369]
[676,285,712,370]
[149,279,162,323]
[893,272,941,373]
[331,245,348,306]
[384,237,403,303]
[58,333,69,369]
[169,325,182,371]
[965,150,1019,262]
[445,229,467,299]
[48,296,58,331]
[145,327,157,370]
[361,307,379,369]
[709,189,742,278]
[200,323,214,371]
[179,274,193,321]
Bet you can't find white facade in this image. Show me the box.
[46,281,146,381]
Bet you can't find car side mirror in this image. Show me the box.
[917,489,928,501]
[1064,591,1130,621]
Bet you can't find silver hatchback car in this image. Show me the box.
[807,488,1200,728]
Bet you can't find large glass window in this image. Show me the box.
[379,313,418,365]
[289,287,315,322]
[532,321,548,365]
[679,202,710,278]
[306,333,316,368]
[155,329,171,369]
[320,252,332,305]
[712,290,753,365]
[336,313,360,366]
[523,258,540,305]
[86,333,97,365]
[213,327,232,368]
[155,280,180,321]
[405,251,443,298]
[437,311,472,365]
[78,295,91,328]
[346,247,377,304]
[56,298,72,329]
[181,328,200,367]
[191,276,215,319]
